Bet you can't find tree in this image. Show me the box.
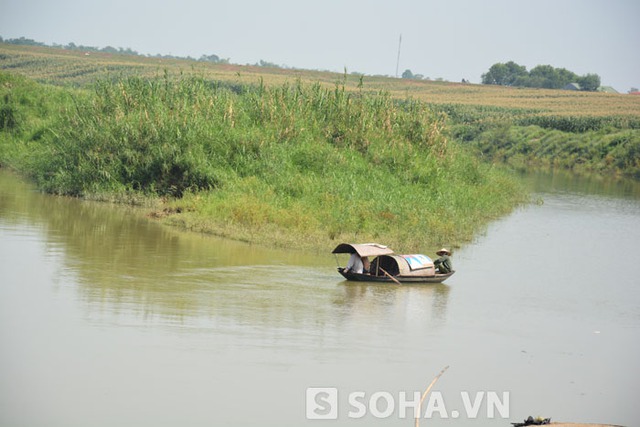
[555,67,579,88]
[481,63,507,85]
[481,61,527,86]
[5,37,44,46]
[482,61,601,91]
[577,73,600,91]
[257,59,282,68]
[529,65,577,89]
[402,69,414,79]
[199,54,221,63]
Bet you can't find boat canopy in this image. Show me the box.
[371,254,436,277]
[331,243,395,258]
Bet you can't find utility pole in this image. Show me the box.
[395,33,402,78]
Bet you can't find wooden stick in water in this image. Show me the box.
[415,365,449,427]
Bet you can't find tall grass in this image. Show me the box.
[474,124,640,178]
[425,103,640,178]
[0,72,76,169]
[1,71,528,251]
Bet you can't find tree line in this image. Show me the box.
[0,36,228,64]
[481,61,600,91]
[1,36,310,71]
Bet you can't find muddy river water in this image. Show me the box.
[0,169,638,427]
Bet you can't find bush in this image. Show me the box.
[0,104,17,130]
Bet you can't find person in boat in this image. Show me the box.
[343,253,370,274]
[362,256,370,274]
[434,248,452,273]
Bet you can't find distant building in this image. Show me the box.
[597,86,619,94]
[563,83,620,93]
[629,91,640,96]
[563,82,581,91]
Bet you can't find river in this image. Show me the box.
[0,169,638,427]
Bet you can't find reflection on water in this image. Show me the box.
[0,170,330,323]
[337,282,450,328]
[1,169,639,427]
[0,170,452,336]
[521,168,640,199]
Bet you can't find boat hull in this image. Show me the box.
[338,268,454,284]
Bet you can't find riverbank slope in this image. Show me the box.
[0,71,527,251]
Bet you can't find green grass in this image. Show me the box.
[0,71,528,251]
[422,102,640,178]
[472,122,640,178]
[3,43,640,179]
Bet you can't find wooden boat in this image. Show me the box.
[337,268,455,283]
[332,243,455,284]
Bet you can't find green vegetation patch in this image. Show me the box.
[472,123,640,178]
[1,71,528,251]
[424,102,640,179]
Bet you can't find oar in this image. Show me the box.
[379,267,401,285]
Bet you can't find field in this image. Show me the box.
[3,43,640,117]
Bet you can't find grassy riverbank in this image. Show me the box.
[3,43,640,179]
[435,103,640,178]
[0,71,527,251]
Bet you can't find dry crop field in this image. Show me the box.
[2,43,639,119]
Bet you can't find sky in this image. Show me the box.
[1,0,638,92]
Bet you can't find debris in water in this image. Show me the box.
[511,415,551,426]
